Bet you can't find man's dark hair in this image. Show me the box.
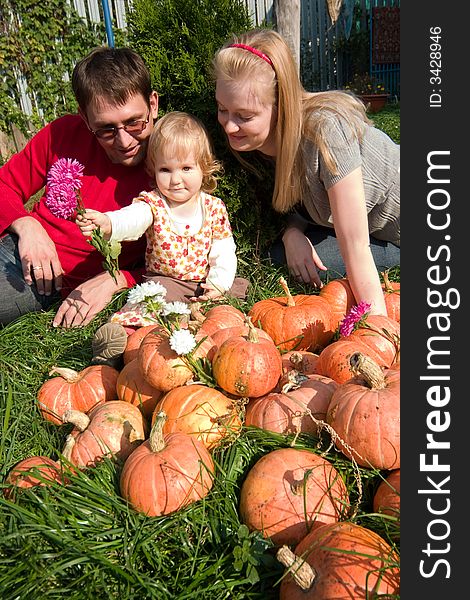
[72,47,152,112]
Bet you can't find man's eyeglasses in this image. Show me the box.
[90,112,150,140]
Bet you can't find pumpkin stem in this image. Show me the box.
[125,420,141,444]
[48,366,80,382]
[276,545,316,590]
[290,469,313,495]
[61,434,76,461]
[280,369,308,393]
[279,276,296,307]
[289,352,305,372]
[62,409,90,431]
[349,353,387,390]
[190,301,206,324]
[149,411,168,453]
[245,316,259,343]
[381,270,395,293]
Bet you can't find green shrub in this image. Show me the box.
[0,0,108,134]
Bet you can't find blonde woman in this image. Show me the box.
[212,28,399,315]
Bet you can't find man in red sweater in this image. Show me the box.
[0,47,159,327]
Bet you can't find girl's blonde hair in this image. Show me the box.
[146,111,222,193]
[212,28,371,213]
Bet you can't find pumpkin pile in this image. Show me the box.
[4,272,400,594]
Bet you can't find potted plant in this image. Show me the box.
[344,73,389,113]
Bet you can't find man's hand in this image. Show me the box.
[53,270,128,328]
[282,227,327,288]
[10,216,63,296]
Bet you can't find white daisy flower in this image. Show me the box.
[162,301,191,317]
[127,281,167,304]
[169,329,197,355]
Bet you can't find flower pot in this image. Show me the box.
[359,94,389,113]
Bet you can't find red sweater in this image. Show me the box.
[0,114,153,296]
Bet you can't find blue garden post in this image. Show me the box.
[101,0,115,48]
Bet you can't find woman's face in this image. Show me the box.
[215,79,277,157]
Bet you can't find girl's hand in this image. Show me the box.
[75,209,112,238]
[189,283,225,302]
[282,227,327,287]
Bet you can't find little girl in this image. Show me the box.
[77,111,248,328]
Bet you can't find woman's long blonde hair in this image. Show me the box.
[146,111,222,193]
[212,28,371,213]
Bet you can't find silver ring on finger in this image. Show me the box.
[32,265,43,271]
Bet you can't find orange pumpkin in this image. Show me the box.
[239,447,349,546]
[204,321,273,363]
[120,411,214,516]
[37,365,119,425]
[373,469,400,523]
[349,313,400,367]
[319,278,355,329]
[326,353,400,469]
[61,400,147,468]
[116,358,164,421]
[212,318,282,398]
[382,271,400,322]
[138,330,193,391]
[317,338,385,384]
[248,277,334,352]
[277,521,400,599]
[3,456,69,498]
[245,374,338,437]
[197,304,245,338]
[138,329,213,392]
[123,324,160,364]
[210,322,274,352]
[153,384,242,449]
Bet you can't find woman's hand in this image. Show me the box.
[10,216,63,296]
[282,226,327,287]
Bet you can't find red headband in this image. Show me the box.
[228,43,274,69]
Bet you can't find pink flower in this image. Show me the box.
[339,301,372,337]
[44,157,121,283]
[45,158,84,219]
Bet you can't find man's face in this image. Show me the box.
[83,92,159,167]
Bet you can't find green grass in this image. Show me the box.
[370,101,400,144]
[0,260,400,599]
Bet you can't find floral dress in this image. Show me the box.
[138,189,233,281]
